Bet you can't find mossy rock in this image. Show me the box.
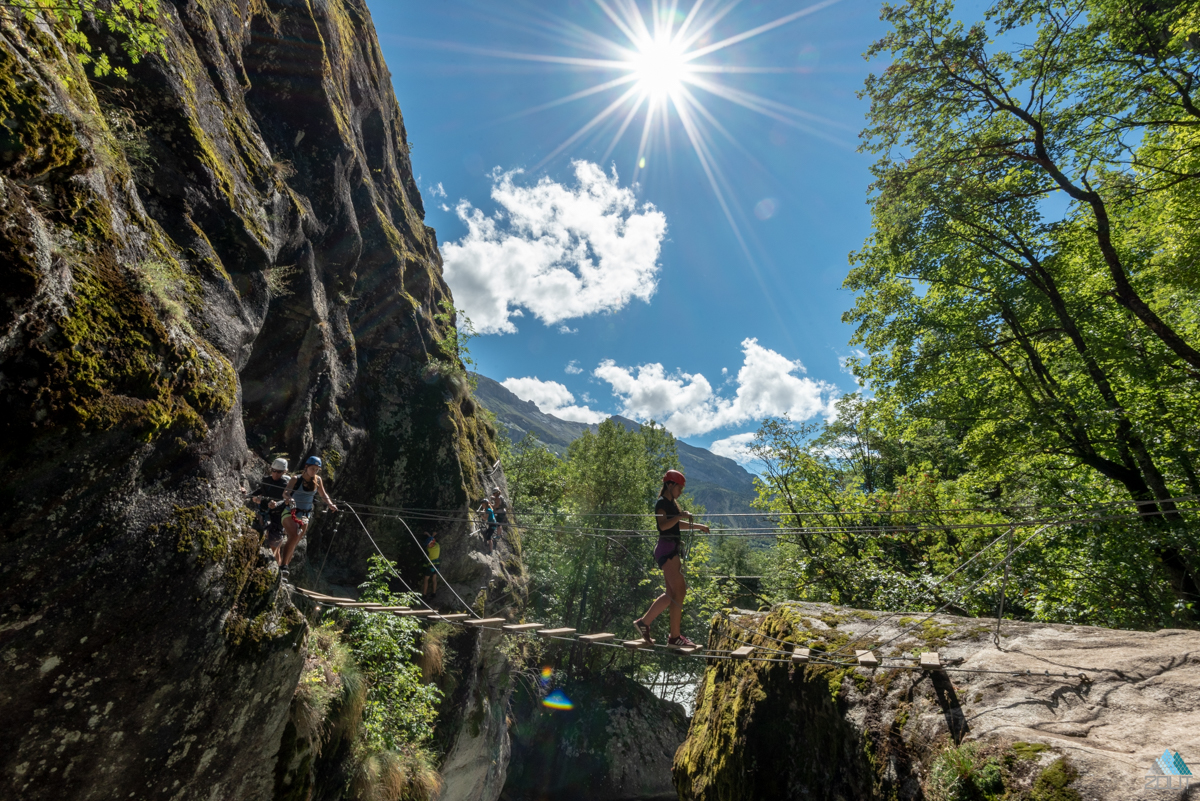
[1030,758,1081,801]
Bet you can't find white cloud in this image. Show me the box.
[592,338,836,437]
[440,161,668,334]
[558,324,578,334]
[565,360,583,375]
[501,376,607,424]
[709,432,759,466]
[428,182,447,198]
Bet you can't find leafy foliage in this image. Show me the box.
[339,555,442,750]
[839,0,1200,623]
[432,299,477,382]
[3,0,167,78]
[747,394,1196,629]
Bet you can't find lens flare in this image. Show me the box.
[540,666,554,687]
[542,689,575,710]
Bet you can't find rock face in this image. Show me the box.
[504,671,689,801]
[674,604,1200,800]
[0,1,500,798]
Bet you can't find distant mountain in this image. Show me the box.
[473,374,760,528]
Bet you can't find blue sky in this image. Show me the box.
[370,0,890,462]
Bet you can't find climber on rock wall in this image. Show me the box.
[633,470,709,648]
[477,497,498,554]
[250,457,290,564]
[490,487,509,536]
[422,532,440,599]
[281,456,337,577]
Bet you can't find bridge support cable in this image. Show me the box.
[832,525,1053,659]
[343,502,436,614]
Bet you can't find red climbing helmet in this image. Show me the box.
[663,470,686,487]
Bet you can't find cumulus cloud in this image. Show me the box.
[428,182,447,198]
[441,161,668,334]
[709,432,759,466]
[565,360,583,375]
[501,376,607,424]
[593,338,836,437]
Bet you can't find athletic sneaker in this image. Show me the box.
[633,618,653,643]
[668,634,698,649]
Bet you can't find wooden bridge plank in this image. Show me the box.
[463,617,508,626]
[856,650,879,668]
[792,647,810,664]
[395,609,436,617]
[503,623,546,632]
[302,592,354,603]
[431,613,470,621]
[622,639,655,650]
[537,628,577,637]
[579,633,615,643]
[731,646,755,659]
[919,652,943,670]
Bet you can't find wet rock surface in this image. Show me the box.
[0,1,502,798]
[674,603,1200,800]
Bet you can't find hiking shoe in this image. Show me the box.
[668,634,698,649]
[633,618,653,643]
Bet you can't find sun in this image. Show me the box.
[469,0,849,262]
[629,34,689,99]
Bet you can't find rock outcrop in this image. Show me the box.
[0,1,503,798]
[674,603,1200,800]
[504,671,688,801]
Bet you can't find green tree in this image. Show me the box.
[747,406,1190,628]
[849,0,1200,606]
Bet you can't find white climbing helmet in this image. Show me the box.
[271,458,288,471]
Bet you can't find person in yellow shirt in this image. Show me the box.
[421,532,440,599]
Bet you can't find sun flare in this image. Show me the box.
[629,34,689,99]
[476,0,848,262]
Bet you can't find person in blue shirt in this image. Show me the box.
[477,498,498,554]
[280,456,337,576]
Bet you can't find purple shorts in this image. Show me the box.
[654,538,680,568]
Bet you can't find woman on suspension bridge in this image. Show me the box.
[280,456,337,577]
[633,470,709,648]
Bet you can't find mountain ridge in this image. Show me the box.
[472,374,760,526]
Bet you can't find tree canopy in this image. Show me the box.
[842,0,1200,617]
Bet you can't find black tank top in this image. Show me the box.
[655,497,681,542]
